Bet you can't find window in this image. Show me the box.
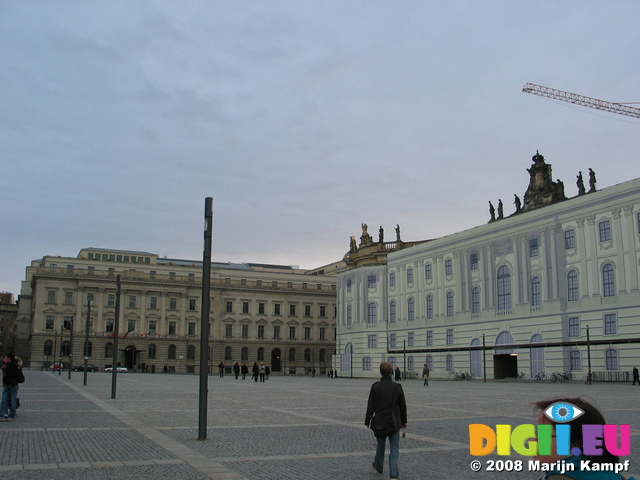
[363,357,372,371]
[64,291,73,305]
[189,299,197,311]
[638,212,640,234]
[304,348,311,362]
[472,287,480,314]
[45,315,54,330]
[150,296,157,309]
[346,305,352,325]
[604,313,617,335]
[242,324,249,338]
[288,348,295,362]
[368,274,377,288]
[225,324,233,338]
[258,347,265,362]
[446,328,454,345]
[241,347,249,361]
[389,301,396,323]
[565,229,576,249]
[148,344,156,359]
[187,345,196,360]
[570,350,581,370]
[446,291,454,316]
[319,348,326,362]
[426,295,434,319]
[44,340,53,356]
[599,220,611,242]
[106,318,114,333]
[188,322,196,336]
[605,349,618,370]
[408,356,414,371]
[320,306,326,317]
[407,268,413,284]
[170,297,177,310]
[568,317,580,337]
[408,331,415,347]
[128,295,136,308]
[425,355,433,370]
[368,334,378,348]
[531,276,541,306]
[603,263,615,297]
[224,346,232,361]
[289,304,296,316]
[274,303,281,315]
[319,327,326,340]
[445,259,452,276]
[289,326,296,339]
[425,264,432,280]
[304,305,311,316]
[169,322,176,335]
[226,301,233,313]
[168,345,176,360]
[47,290,56,304]
[258,303,265,314]
[107,294,115,307]
[367,302,377,324]
[389,272,396,287]
[346,278,352,292]
[426,330,433,346]
[390,333,397,348]
[497,266,511,310]
[470,252,478,270]
[273,325,280,339]
[388,357,396,369]
[408,298,415,321]
[258,325,265,339]
[446,354,453,371]
[63,316,73,330]
[304,327,311,340]
[149,320,157,335]
[105,342,113,358]
[529,238,539,257]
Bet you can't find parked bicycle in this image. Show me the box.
[534,372,547,382]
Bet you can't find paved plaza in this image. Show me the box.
[0,370,638,479]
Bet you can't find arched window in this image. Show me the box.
[446,291,454,316]
[367,302,377,324]
[426,295,433,319]
[497,266,511,310]
[470,338,482,378]
[258,347,265,361]
[495,331,515,354]
[407,298,415,321]
[168,344,176,360]
[288,348,296,362]
[567,270,579,301]
[44,340,53,356]
[148,344,156,360]
[389,301,396,323]
[446,354,453,371]
[471,287,480,314]
[603,263,615,297]
[83,341,93,357]
[241,346,249,361]
[61,341,70,357]
[224,346,232,361]
[105,342,113,358]
[531,276,541,306]
[341,343,353,373]
[530,334,545,378]
[346,305,352,325]
[304,348,311,362]
[319,348,326,363]
[605,349,618,370]
[187,345,196,360]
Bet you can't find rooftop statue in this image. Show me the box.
[588,168,597,193]
[522,151,567,211]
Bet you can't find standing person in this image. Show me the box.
[241,363,248,380]
[218,361,225,378]
[365,362,407,480]
[422,363,430,387]
[233,362,240,380]
[394,366,401,382]
[265,365,270,380]
[0,353,24,421]
[259,362,266,382]
[633,366,639,385]
[252,362,259,382]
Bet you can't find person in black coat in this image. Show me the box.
[241,363,249,380]
[0,353,23,421]
[365,362,407,479]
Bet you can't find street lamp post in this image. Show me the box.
[586,324,592,384]
[59,325,63,376]
[83,300,91,386]
[68,315,74,380]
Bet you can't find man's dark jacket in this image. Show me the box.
[364,376,407,431]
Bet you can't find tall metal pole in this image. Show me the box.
[111,275,121,399]
[403,340,407,380]
[84,300,91,386]
[586,324,592,385]
[68,315,74,380]
[59,325,63,376]
[198,197,213,440]
[482,334,486,383]
[53,329,57,371]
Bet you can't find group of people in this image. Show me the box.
[219,362,270,382]
[365,361,632,480]
[0,352,25,421]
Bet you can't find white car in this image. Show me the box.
[105,366,128,373]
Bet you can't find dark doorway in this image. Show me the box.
[493,354,517,379]
[271,348,281,372]
[124,345,137,369]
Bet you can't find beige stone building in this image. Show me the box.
[17,248,344,374]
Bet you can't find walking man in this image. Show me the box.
[633,366,639,385]
[422,363,430,387]
[365,362,407,479]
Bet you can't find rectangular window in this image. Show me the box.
[407,268,413,284]
[128,295,136,308]
[289,326,296,339]
[367,274,377,288]
[258,303,265,314]
[368,334,378,349]
[289,304,296,316]
[169,322,176,335]
[45,315,54,330]
[408,331,415,347]
[188,322,196,336]
[599,220,612,242]
[169,297,177,310]
[273,325,280,339]
[389,333,397,348]
[226,301,233,313]
[107,293,115,307]
[189,299,197,311]
[363,357,372,371]
[274,303,281,315]
[637,212,640,234]
[426,296,433,319]
[604,313,617,335]
[304,327,311,339]
[445,259,453,276]
[425,264,432,280]
[446,328,454,345]
[568,317,580,337]
[258,325,265,339]
[346,278,352,292]
[320,306,326,317]
[242,302,249,314]
[606,350,618,370]
[426,330,433,346]
[63,316,73,330]
[389,272,396,287]
[127,319,136,332]
[225,324,232,338]
[64,291,73,305]
[570,350,581,370]
[150,296,157,309]
[242,324,249,338]
[305,305,311,316]
[565,229,576,249]
[47,290,56,304]
[106,318,114,333]
[148,321,157,335]
[319,327,326,340]
[470,253,478,270]
[529,238,539,257]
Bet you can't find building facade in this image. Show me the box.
[17,248,341,374]
[337,154,640,379]
[0,293,19,358]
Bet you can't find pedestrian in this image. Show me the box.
[252,362,259,382]
[163,364,168,373]
[233,362,240,380]
[422,363,430,387]
[365,362,407,480]
[265,365,270,380]
[0,353,25,422]
[218,361,224,378]
[633,366,639,385]
[241,363,248,380]
[394,366,401,381]
[312,367,315,378]
[532,397,635,479]
[259,362,265,382]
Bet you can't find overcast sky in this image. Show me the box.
[2,1,640,295]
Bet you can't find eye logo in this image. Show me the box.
[544,402,585,423]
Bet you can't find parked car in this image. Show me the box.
[104,366,128,373]
[49,361,64,371]
[72,364,99,372]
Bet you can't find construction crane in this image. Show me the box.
[522,83,640,119]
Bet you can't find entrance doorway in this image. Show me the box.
[493,354,517,379]
[271,348,281,372]
[124,345,138,369]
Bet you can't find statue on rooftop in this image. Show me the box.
[497,199,504,220]
[514,194,522,214]
[577,171,586,195]
[588,168,597,193]
[488,201,496,222]
[522,151,567,211]
[379,226,384,243]
[395,224,401,242]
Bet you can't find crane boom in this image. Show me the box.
[523,83,640,119]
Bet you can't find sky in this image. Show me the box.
[2,1,640,295]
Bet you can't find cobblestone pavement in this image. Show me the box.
[1,371,638,479]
